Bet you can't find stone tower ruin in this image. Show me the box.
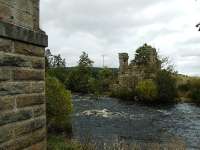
[0,0,48,149]
[119,53,129,75]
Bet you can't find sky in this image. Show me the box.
[40,0,200,76]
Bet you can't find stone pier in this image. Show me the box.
[0,0,48,149]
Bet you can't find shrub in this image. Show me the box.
[136,79,158,101]
[110,85,135,100]
[65,68,91,93]
[188,78,200,102]
[47,68,69,83]
[46,75,73,134]
[155,70,177,102]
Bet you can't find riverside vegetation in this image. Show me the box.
[45,44,200,149]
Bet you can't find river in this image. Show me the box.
[72,95,200,149]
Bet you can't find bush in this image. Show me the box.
[155,70,177,102]
[187,79,200,102]
[47,68,69,84]
[136,80,158,101]
[46,75,73,134]
[110,85,135,100]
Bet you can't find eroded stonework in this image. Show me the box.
[0,0,48,149]
[118,45,161,89]
[0,0,39,30]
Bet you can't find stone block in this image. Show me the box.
[16,94,45,108]
[14,120,34,137]
[0,21,48,47]
[13,69,45,81]
[14,117,46,138]
[0,81,45,96]
[0,140,15,150]
[31,57,45,69]
[0,68,12,81]
[0,109,33,126]
[0,53,32,68]
[15,133,33,150]
[0,2,13,24]
[33,117,46,131]
[31,128,46,145]
[0,82,31,96]
[31,82,45,94]
[0,124,14,144]
[0,38,13,52]
[14,41,44,57]
[33,105,46,118]
[0,0,37,30]
[15,128,46,150]
[0,96,14,112]
[0,52,45,69]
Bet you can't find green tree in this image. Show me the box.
[98,67,113,93]
[45,49,66,68]
[65,52,94,93]
[46,75,72,134]
[134,44,159,66]
[78,51,94,67]
[136,79,158,101]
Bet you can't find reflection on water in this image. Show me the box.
[72,95,200,150]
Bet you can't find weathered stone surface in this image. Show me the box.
[0,38,13,52]
[31,82,45,94]
[14,120,34,137]
[14,69,45,81]
[0,53,32,68]
[31,128,46,145]
[14,117,45,138]
[31,58,45,69]
[16,94,45,108]
[33,117,46,131]
[0,82,31,96]
[15,133,33,150]
[0,124,14,144]
[0,0,37,30]
[0,140,15,150]
[0,81,45,96]
[0,109,33,126]
[0,68,12,81]
[15,128,46,150]
[0,0,47,149]
[14,41,44,57]
[33,105,46,118]
[0,52,45,69]
[0,21,48,47]
[0,96,14,112]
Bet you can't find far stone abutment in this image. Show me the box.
[0,0,48,149]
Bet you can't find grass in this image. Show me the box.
[48,134,186,150]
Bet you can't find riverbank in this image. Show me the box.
[47,134,186,150]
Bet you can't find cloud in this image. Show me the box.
[40,0,200,76]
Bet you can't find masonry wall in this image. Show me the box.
[0,0,48,149]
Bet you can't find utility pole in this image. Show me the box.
[102,54,106,68]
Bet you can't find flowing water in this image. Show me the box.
[72,95,200,149]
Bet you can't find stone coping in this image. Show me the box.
[0,21,48,47]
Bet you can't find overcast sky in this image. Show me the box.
[40,0,200,76]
